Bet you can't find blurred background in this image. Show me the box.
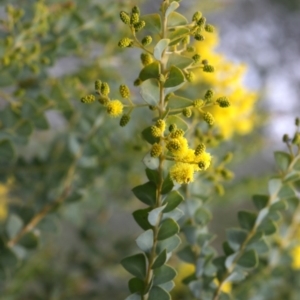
[0,0,299,299]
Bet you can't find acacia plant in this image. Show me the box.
[81,1,300,300]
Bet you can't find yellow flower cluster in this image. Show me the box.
[106,100,123,117]
[194,31,257,138]
[150,121,212,184]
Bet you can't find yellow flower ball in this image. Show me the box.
[170,162,195,184]
[106,100,123,117]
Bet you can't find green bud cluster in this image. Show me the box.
[192,54,201,63]
[220,169,234,180]
[182,36,190,45]
[205,24,215,33]
[182,108,192,118]
[170,129,184,138]
[193,99,205,109]
[118,37,132,48]
[134,21,146,32]
[195,143,206,155]
[119,84,130,98]
[120,11,130,24]
[134,78,142,86]
[131,12,139,25]
[185,71,195,82]
[203,112,214,126]
[198,160,208,170]
[282,134,289,143]
[194,34,205,41]
[132,6,140,15]
[81,95,95,104]
[142,36,152,46]
[141,53,153,66]
[197,17,206,27]
[101,82,110,96]
[167,140,181,151]
[204,89,214,101]
[99,97,110,106]
[186,46,195,52]
[156,119,165,129]
[169,124,177,132]
[216,97,230,107]
[296,117,300,126]
[203,65,215,72]
[151,143,162,157]
[95,80,101,91]
[192,11,202,22]
[223,152,233,163]
[120,115,131,127]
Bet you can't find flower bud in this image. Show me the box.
[194,34,205,41]
[185,71,195,82]
[151,143,162,157]
[130,12,139,25]
[142,36,152,46]
[118,37,132,48]
[205,24,214,33]
[141,53,153,66]
[119,84,130,98]
[216,97,230,107]
[195,143,206,155]
[101,82,110,96]
[192,54,201,63]
[120,114,131,127]
[81,94,95,104]
[95,80,101,91]
[120,11,130,24]
[134,20,146,32]
[203,65,214,72]
[204,89,214,100]
[182,108,192,118]
[203,112,214,126]
[192,11,202,22]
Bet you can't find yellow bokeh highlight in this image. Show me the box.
[194,30,258,138]
[290,245,300,270]
[0,184,9,221]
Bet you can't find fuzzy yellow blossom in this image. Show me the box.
[166,136,189,156]
[170,162,195,184]
[106,100,123,117]
[194,30,258,138]
[290,245,300,270]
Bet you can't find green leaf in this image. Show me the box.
[140,79,160,106]
[167,94,193,109]
[247,238,269,254]
[252,195,269,210]
[148,206,166,226]
[133,208,152,230]
[167,53,194,69]
[226,228,248,251]
[136,230,154,252]
[157,235,181,253]
[143,152,159,170]
[168,28,189,46]
[166,115,188,131]
[274,151,291,171]
[166,1,180,17]
[149,286,170,300]
[183,225,198,245]
[226,270,247,283]
[164,66,185,88]
[153,265,177,285]
[139,62,160,82]
[0,246,19,269]
[158,219,179,240]
[177,245,195,264]
[197,233,215,247]
[270,200,287,212]
[0,139,15,163]
[146,168,159,185]
[161,174,174,195]
[278,184,296,198]
[165,82,186,95]
[162,208,184,222]
[237,249,258,269]
[194,207,212,226]
[128,278,145,294]
[34,114,49,130]
[257,219,277,235]
[268,178,282,195]
[19,232,39,249]
[132,182,157,206]
[141,14,161,35]
[283,171,300,183]
[223,241,234,256]
[154,39,170,60]
[167,11,188,27]
[163,191,183,213]
[152,249,167,269]
[121,253,147,279]
[6,214,23,239]
[142,126,160,145]
[159,281,175,292]
[16,120,33,137]
[237,211,257,231]
[125,293,140,300]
